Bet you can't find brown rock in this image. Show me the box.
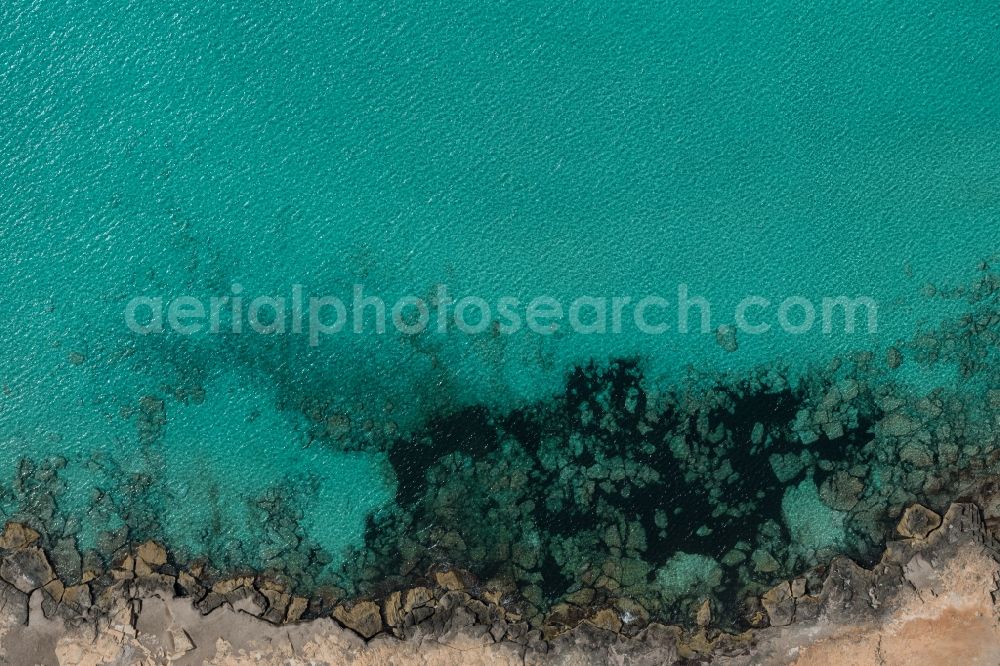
[545,602,585,631]
[403,586,434,613]
[177,571,205,599]
[761,581,795,627]
[212,576,253,596]
[696,599,712,627]
[333,600,383,639]
[743,595,769,628]
[435,569,467,591]
[384,590,403,627]
[41,579,64,618]
[0,523,40,550]
[286,596,308,623]
[260,589,290,624]
[481,588,505,607]
[62,584,92,611]
[683,627,715,657]
[112,553,135,581]
[898,503,943,539]
[136,541,167,567]
[587,608,623,633]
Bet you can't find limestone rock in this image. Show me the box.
[227,586,266,616]
[333,600,383,639]
[903,552,940,594]
[136,541,167,567]
[761,581,794,627]
[61,584,92,612]
[404,587,434,614]
[881,412,921,437]
[695,599,711,627]
[435,569,467,591]
[0,577,28,625]
[1,547,56,593]
[887,346,903,369]
[286,596,308,623]
[260,589,290,624]
[820,471,865,511]
[384,590,403,627]
[587,608,622,633]
[0,523,40,550]
[818,557,878,623]
[899,441,934,468]
[792,594,821,623]
[897,503,942,539]
[212,576,253,596]
[168,627,196,656]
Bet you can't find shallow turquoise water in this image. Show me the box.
[1,1,999,607]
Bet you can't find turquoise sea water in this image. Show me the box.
[2,0,999,619]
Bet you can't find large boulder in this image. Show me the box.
[897,503,942,539]
[333,600,383,639]
[761,581,795,627]
[136,541,167,568]
[1,547,56,593]
[0,523,40,551]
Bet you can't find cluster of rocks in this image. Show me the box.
[0,441,344,601]
[336,261,1000,628]
[1,261,996,644]
[758,502,982,629]
[2,498,999,664]
[0,518,731,663]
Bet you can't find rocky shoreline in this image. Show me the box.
[0,262,992,649]
[2,498,1000,664]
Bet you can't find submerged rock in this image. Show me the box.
[715,325,739,353]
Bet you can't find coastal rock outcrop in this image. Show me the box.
[1,496,1000,664]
